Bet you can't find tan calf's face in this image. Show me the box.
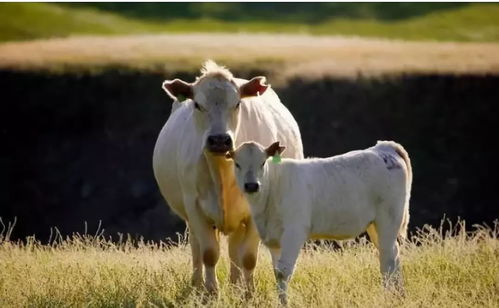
[229,141,285,194]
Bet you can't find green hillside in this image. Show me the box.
[312,4,499,41]
[1,3,499,42]
[0,3,165,42]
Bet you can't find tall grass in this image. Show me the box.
[0,219,497,307]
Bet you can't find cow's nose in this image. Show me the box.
[206,134,232,153]
[244,182,260,193]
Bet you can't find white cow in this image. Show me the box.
[152,61,303,294]
[229,140,412,304]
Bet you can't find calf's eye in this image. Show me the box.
[235,163,241,169]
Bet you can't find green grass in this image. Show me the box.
[312,4,499,42]
[0,3,166,42]
[1,3,499,43]
[0,220,497,307]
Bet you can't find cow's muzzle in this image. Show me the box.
[206,134,232,154]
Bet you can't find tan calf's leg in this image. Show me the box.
[240,221,260,295]
[228,226,244,284]
[366,223,379,248]
[228,220,260,295]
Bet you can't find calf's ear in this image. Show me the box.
[162,79,193,101]
[240,76,269,98]
[265,141,286,157]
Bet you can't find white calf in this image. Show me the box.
[229,140,412,304]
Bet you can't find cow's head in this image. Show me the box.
[162,60,268,155]
[227,141,285,194]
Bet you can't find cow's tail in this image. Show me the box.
[376,141,412,242]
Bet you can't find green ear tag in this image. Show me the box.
[272,154,281,163]
[177,94,186,102]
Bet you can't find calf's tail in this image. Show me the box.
[393,143,412,242]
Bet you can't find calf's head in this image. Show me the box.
[162,60,268,155]
[228,141,286,194]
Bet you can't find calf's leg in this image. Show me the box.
[276,228,307,305]
[228,220,260,295]
[366,223,379,248]
[269,247,281,270]
[240,220,260,295]
[375,212,404,291]
[228,227,244,284]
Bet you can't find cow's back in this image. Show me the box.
[233,78,303,159]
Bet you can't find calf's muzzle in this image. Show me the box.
[244,182,260,193]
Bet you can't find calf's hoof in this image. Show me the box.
[278,292,288,306]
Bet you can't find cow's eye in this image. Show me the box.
[235,101,241,109]
[261,162,265,168]
[194,102,203,111]
[235,163,241,169]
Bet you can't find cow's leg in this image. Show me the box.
[187,224,203,288]
[275,228,307,305]
[188,210,220,294]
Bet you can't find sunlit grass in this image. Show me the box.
[0,3,167,42]
[1,3,499,43]
[2,3,499,79]
[1,33,499,81]
[0,219,497,307]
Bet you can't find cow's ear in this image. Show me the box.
[162,79,193,101]
[265,141,286,157]
[240,76,268,98]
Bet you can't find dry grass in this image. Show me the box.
[1,33,499,82]
[0,220,497,307]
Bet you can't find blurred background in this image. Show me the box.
[1,2,498,242]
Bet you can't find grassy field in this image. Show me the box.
[0,3,166,42]
[0,221,497,307]
[2,3,499,80]
[1,3,499,43]
[1,33,499,81]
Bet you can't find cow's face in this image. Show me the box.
[192,78,240,154]
[163,75,268,155]
[229,141,285,194]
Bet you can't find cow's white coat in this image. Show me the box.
[152,61,303,293]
